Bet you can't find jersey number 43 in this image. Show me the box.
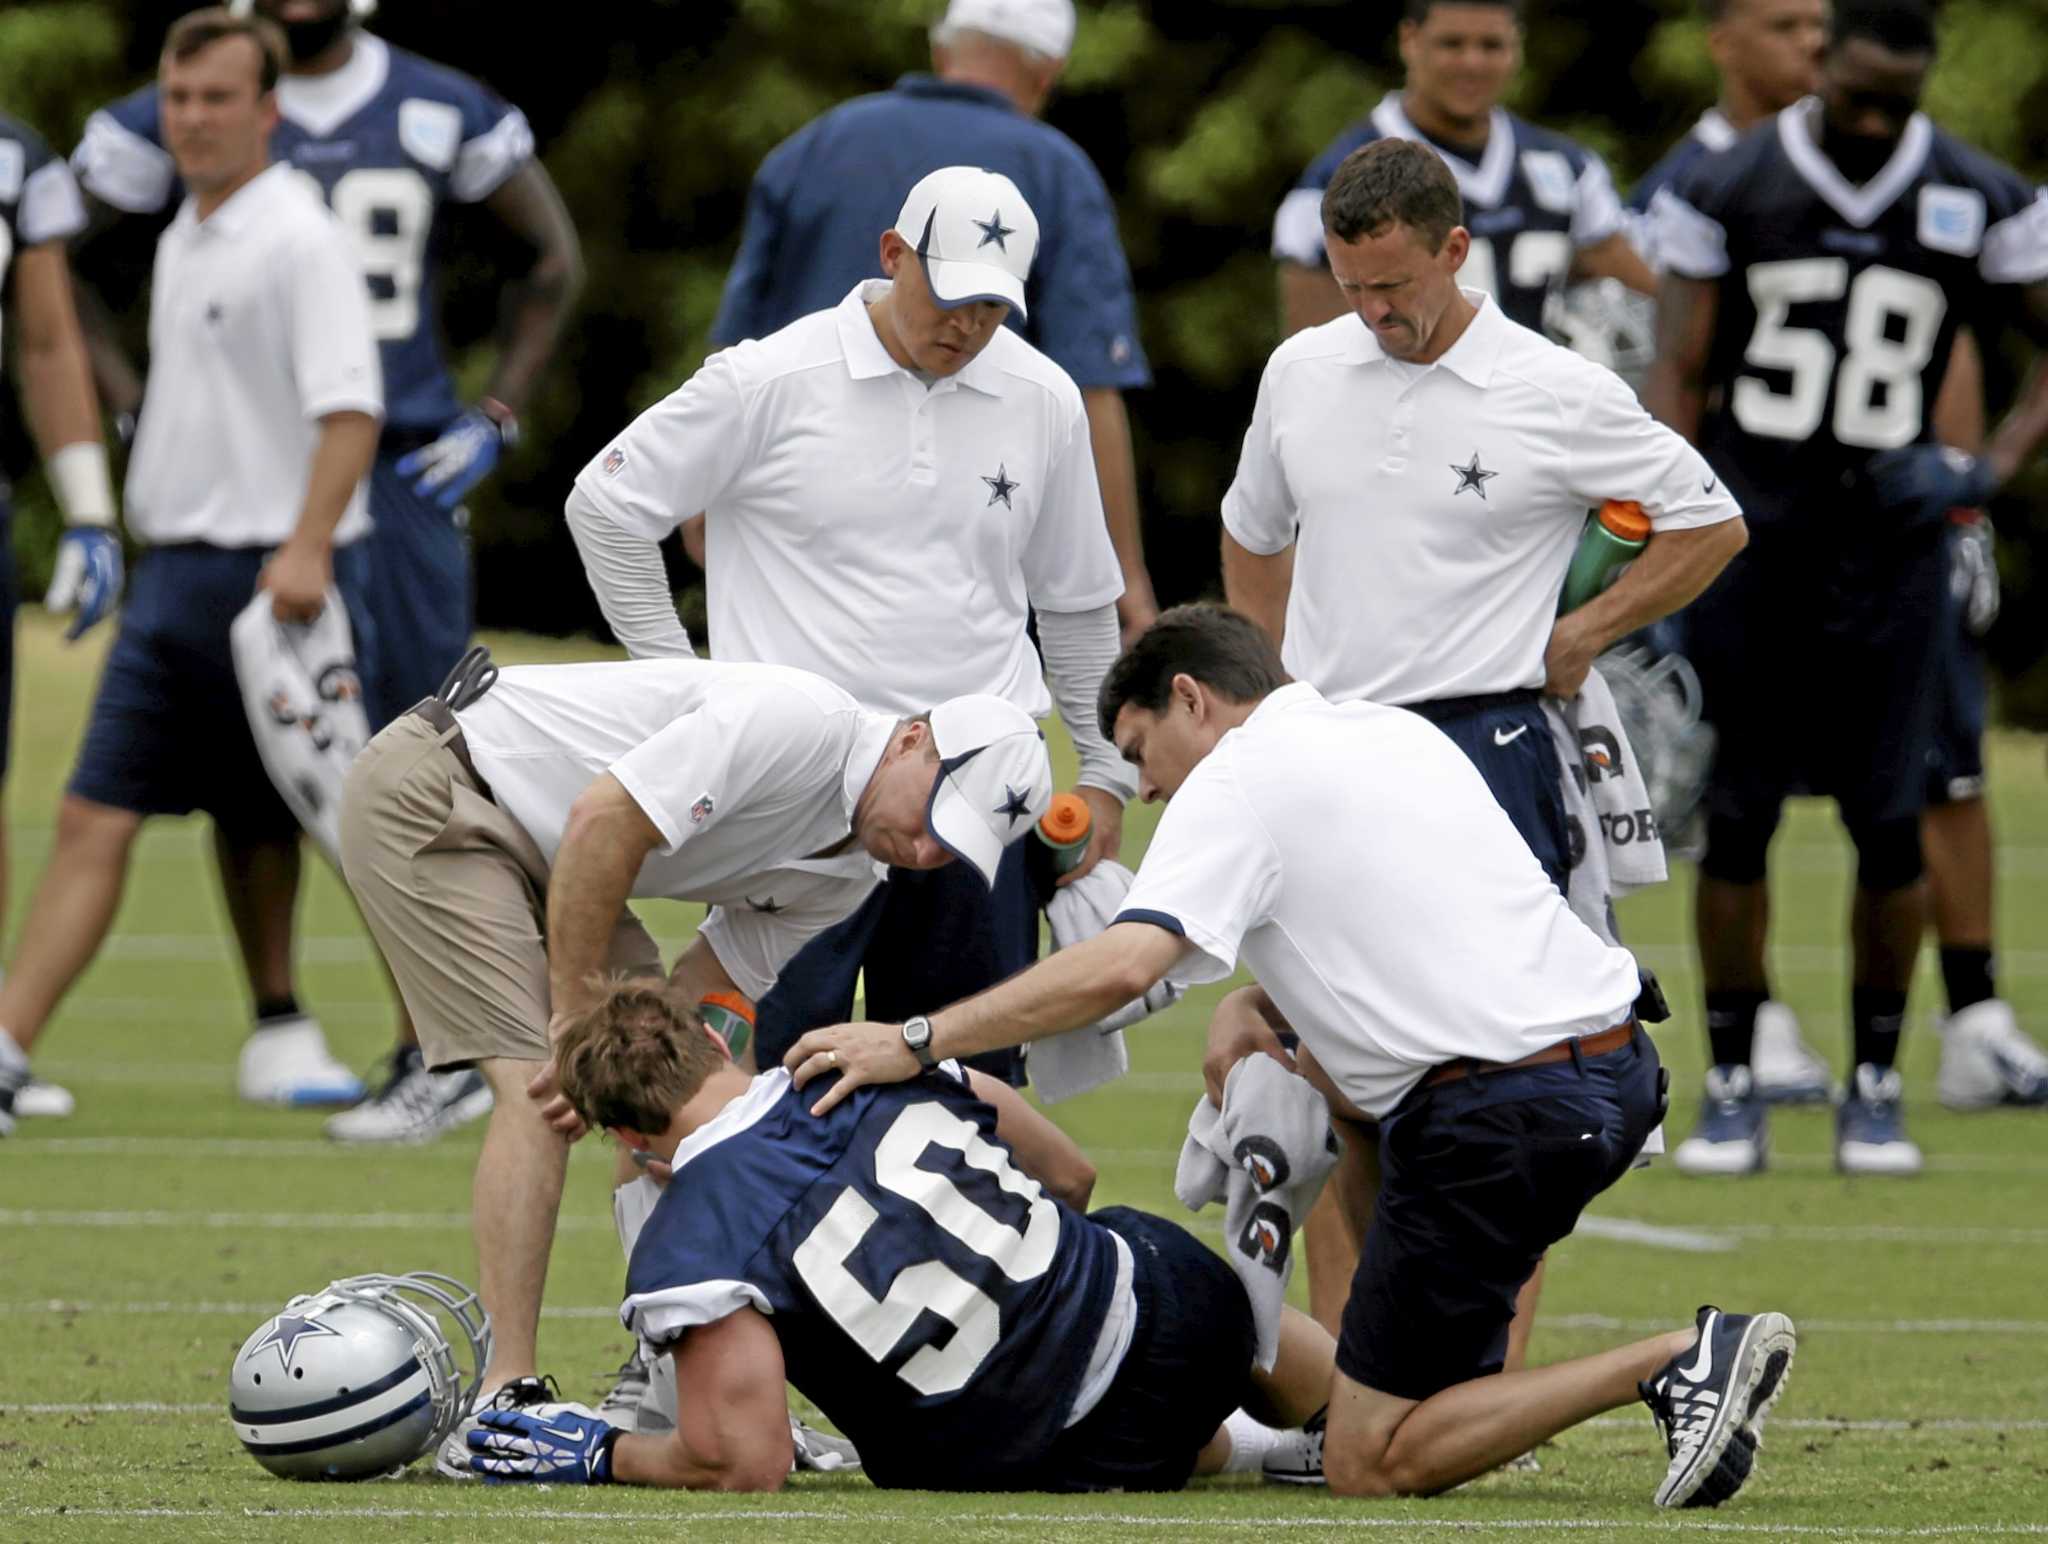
[1734,259,1946,450]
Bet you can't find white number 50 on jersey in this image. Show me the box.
[792,1100,1059,1396]
[1734,259,1946,449]
[294,166,434,342]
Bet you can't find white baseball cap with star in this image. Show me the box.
[893,166,1040,318]
[924,695,1055,889]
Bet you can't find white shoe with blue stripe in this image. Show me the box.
[237,1016,365,1107]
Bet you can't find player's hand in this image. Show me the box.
[468,1407,621,1484]
[259,539,332,624]
[784,1022,918,1116]
[1117,582,1160,649]
[525,1060,589,1142]
[396,406,512,510]
[1949,510,1999,636]
[1060,786,1124,888]
[1202,988,1295,1109]
[1542,611,1602,700]
[45,527,124,641]
[1867,445,1998,533]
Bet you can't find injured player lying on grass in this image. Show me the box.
[465,978,1334,1492]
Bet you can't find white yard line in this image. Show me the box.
[1571,1217,1736,1252]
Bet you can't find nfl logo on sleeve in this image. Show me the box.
[689,793,716,825]
[602,447,627,477]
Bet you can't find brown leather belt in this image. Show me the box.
[410,696,494,803]
[1423,1019,1639,1090]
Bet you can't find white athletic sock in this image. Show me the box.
[613,1174,662,1263]
[1220,1409,1285,1474]
[0,1027,28,1071]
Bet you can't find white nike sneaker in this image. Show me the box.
[435,1376,590,1480]
[324,1048,492,1143]
[1261,1412,1326,1485]
[12,1077,76,1119]
[1750,1002,1833,1104]
[1938,1000,2048,1110]
[237,1016,364,1107]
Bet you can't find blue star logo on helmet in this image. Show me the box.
[995,784,1033,828]
[242,1311,342,1374]
[973,209,1016,251]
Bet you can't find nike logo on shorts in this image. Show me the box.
[1493,725,1530,747]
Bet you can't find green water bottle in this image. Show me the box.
[1558,500,1651,614]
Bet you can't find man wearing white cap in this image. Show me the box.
[337,645,1054,1470]
[703,0,1157,642]
[569,165,1133,1086]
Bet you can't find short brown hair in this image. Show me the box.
[1097,604,1289,742]
[554,978,721,1135]
[163,7,287,93]
[1322,138,1464,252]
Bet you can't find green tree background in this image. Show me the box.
[3,0,2045,713]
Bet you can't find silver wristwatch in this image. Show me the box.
[902,1015,938,1070]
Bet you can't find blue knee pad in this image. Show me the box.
[1700,809,1781,885]
[1848,814,1924,892]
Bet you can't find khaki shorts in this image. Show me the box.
[338,711,660,1070]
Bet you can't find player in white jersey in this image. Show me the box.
[0,113,120,1134]
[783,606,1798,1511]
[338,648,1055,1475]
[568,166,1134,1087]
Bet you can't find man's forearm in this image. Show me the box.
[929,924,1180,1064]
[482,163,586,415]
[545,807,655,1022]
[1562,518,1747,654]
[566,485,696,657]
[1985,359,2048,488]
[1081,389,1156,631]
[609,1430,778,1491]
[290,411,379,550]
[1221,531,1293,649]
[1572,231,1658,297]
[13,250,105,456]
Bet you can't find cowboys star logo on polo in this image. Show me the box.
[982,464,1019,509]
[1450,451,1498,499]
[242,1311,341,1374]
[1232,1134,1291,1192]
[973,209,1016,252]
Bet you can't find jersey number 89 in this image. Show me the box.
[294,167,434,342]
[792,1100,1059,1397]
[1734,259,1946,450]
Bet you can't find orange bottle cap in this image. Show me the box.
[1039,792,1091,846]
[699,990,756,1025]
[1599,499,1652,541]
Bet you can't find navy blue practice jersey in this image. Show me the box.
[621,1066,1124,1490]
[1626,109,1739,273]
[1650,104,2048,526]
[0,113,87,357]
[71,35,533,433]
[1272,92,1627,331]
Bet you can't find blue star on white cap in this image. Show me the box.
[923,695,1055,888]
[895,167,1039,318]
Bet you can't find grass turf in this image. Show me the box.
[3,612,2047,1542]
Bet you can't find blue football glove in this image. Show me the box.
[467,1406,620,1484]
[1867,444,1998,533]
[45,528,125,641]
[395,406,513,510]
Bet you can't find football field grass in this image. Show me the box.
[4,613,2047,1542]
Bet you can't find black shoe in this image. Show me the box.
[1642,1305,1797,1508]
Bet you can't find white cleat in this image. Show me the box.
[237,1016,364,1107]
[324,1049,492,1143]
[1750,1002,1833,1105]
[1938,1000,2048,1110]
[12,1077,75,1119]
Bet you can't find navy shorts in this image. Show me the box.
[0,490,15,779]
[1926,596,1987,807]
[754,837,1037,1082]
[68,542,376,841]
[361,444,472,730]
[1687,523,1948,830]
[1034,1206,1256,1492]
[1338,1027,1665,1401]
[1403,689,1570,894]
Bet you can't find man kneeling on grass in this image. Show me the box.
[466,978,1335,1491]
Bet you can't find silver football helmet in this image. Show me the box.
[1596,643,1716,862]
[229,1271,490,1481]
[1545,277,1659,395]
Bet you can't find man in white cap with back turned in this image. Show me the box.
[569,165,1135,1091]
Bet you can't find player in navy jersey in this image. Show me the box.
[0,113,122,1135]
[68,0,584,1142]
[1272,0,1654,340]
[1645,0,2048,1175]
[462,980,1334,1492]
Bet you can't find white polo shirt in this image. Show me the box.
[125,163,381,548]
[456,658,888,999]
[573,280,1123,718]
[1222,294,1741,706]
[1116,684,1642,1119]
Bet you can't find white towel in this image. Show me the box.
[229,588,373,868]
[1030,860,1180,1105]
[1174,1054,1338,1371]
[1545,663,1667,946]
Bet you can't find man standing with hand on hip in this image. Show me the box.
[0,9,382,1126]
[569,166,1134,1082]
